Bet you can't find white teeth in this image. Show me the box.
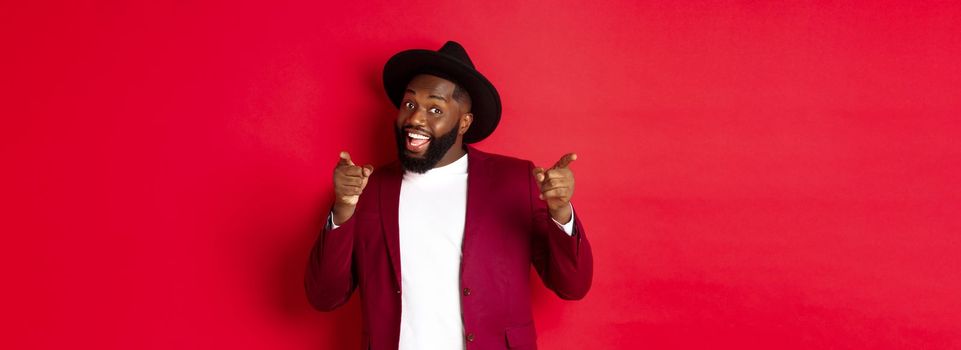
[408,132,430,140]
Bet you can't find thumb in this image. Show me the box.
[532,167,546,183]
[338,151,355,166]
[362,164,374,177]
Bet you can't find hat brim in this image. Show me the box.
[383,49,501,144]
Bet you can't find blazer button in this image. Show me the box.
[466,333,475,342]
[396,290,401,294]
[462,288,471,296]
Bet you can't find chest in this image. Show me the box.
[397,174,468,254]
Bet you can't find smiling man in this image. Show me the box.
[305,41,593,350]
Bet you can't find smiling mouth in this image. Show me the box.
[406,131,431,154]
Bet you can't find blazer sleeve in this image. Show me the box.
[528,161,594,300]
[304,205,360,311]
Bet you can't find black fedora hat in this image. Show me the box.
[382,41,501,144]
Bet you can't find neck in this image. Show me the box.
[433,142,467,169]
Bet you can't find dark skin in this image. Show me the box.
[332,74,576,225]
[396,74,474,167]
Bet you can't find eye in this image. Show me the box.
[403,101,415,110]
[429,107,443,115]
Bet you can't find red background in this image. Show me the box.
[3,1,960,349]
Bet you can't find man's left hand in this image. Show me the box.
[533,153,577,224]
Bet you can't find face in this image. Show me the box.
[394,74,473,173]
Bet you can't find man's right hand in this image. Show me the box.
[332,151,374,226]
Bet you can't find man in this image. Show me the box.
[305,41,593,350]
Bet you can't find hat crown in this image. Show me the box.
[438,41,475,69]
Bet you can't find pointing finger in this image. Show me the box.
[553,153,577,169]
[338,151,355,166]
[362,164,374,177]
[544,168,573,179]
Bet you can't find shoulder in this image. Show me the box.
[468,146,535,175]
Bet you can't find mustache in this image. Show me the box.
[400,125,432,136]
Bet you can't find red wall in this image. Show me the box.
[3,1,960,349]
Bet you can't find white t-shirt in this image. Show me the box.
[397,153,470,350]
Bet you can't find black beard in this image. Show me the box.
[394,121,460,174]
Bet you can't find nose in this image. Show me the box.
[404,106,428,127]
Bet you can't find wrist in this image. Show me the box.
[549,204,573,224]
[331,202,356,226]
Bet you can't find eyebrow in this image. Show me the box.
[405,88,448,103]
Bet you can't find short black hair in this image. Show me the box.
[452,83,472,111]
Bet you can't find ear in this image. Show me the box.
[458,113,473,136]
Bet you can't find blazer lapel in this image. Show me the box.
[463,146,489,262]
[380,163,403,289]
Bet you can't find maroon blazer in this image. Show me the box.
[305,146,593,350]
